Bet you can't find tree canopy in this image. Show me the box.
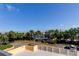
[0,27,79,45]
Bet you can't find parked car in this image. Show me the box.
[64,45,71,49]
[64,45,76,50]
[76,46,79,51]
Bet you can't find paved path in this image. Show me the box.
[11,40,65,48]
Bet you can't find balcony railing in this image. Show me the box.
[38,45,78,56]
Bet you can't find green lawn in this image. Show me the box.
[0,44,12,50]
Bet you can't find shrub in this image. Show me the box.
[0,44,12,50]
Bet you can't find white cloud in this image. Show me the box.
[5,4,20,12]
[5,4,14,11]
[72,24,79,28]
[60,24,64,27]
[0,4,20,12]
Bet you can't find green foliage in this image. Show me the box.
[0,34,9,44]
[48,38,57,44]
[0,44,12,50]
[0,27,79,45]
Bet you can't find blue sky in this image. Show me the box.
[0,3,79,32]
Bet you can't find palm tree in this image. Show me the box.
[29,30,34,40]
[0,34,9,45]
[16,32,24,40]
[7,31,16,42]
[68,28,76,41]
[25,32,31,40]
[33,30,43,44]
[0,34,3,44]
[44,31,49,38]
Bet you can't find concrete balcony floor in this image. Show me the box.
[13,49,65,56]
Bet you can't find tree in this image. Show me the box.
[63,30,71,39]
[29,30,34,35]
[68,28,77,41]
[16,32,24,40]
[29,30,34,40]
[44,31,50,39]
[23,32,31,40]
[0,34,9,44]
[7,31,16,42]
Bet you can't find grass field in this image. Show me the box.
[0,44,12,50]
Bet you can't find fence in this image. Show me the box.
[38,45,78,56]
